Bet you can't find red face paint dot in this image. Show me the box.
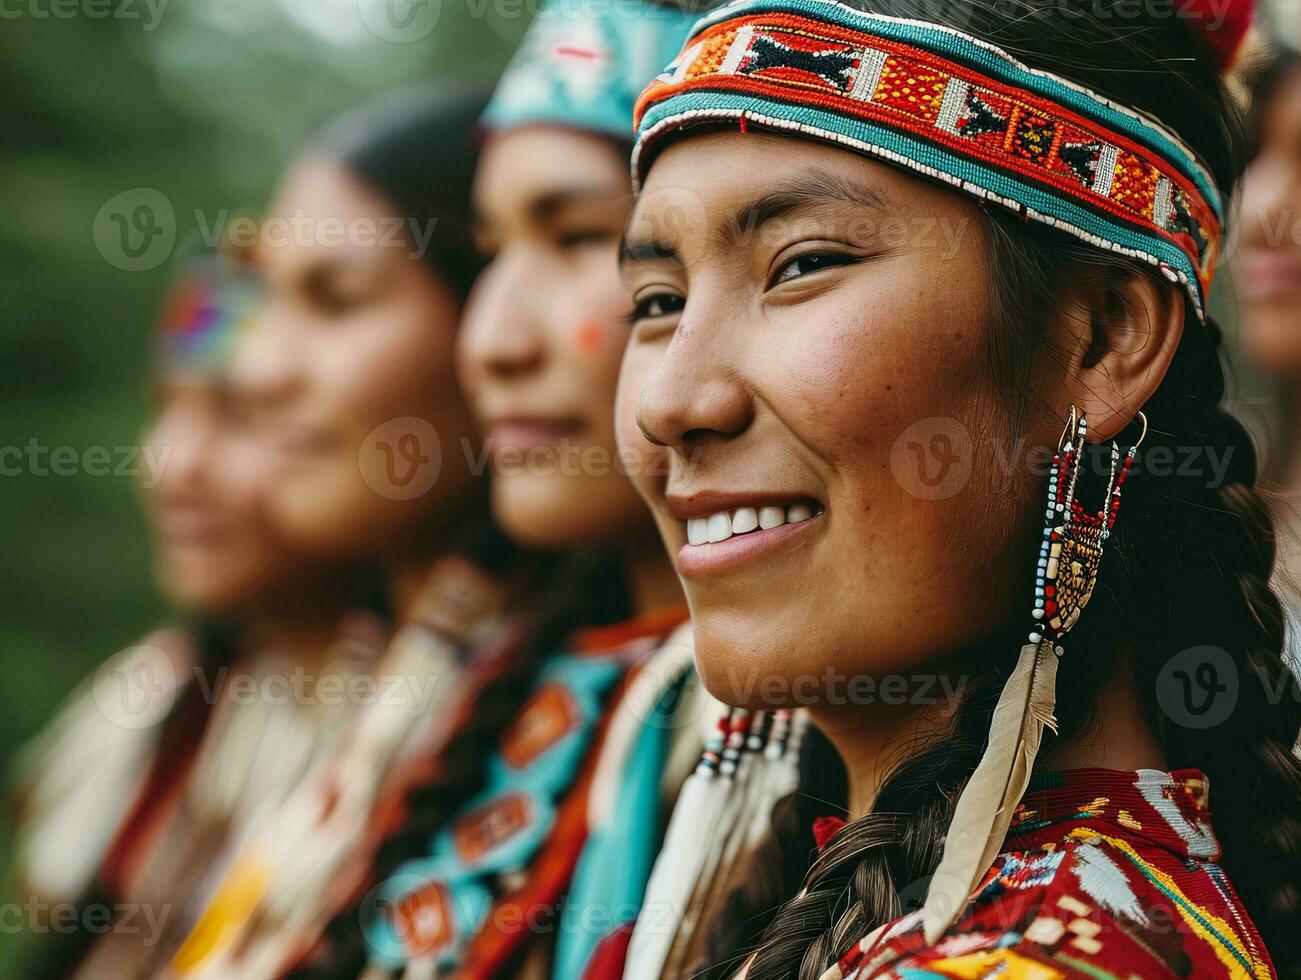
[576,321,604,354]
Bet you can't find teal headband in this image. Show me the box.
[633,0,1225,318]
[483,0,698,142]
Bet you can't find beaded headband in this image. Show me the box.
[631,0,1225,318]
[154,256,259,379]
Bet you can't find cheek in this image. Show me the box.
[330,311,458,428]
[776,293,984,468]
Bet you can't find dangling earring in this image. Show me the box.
[1029,407,1147,652]
[920,406,1147,945]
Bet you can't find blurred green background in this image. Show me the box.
[0,0,526,964]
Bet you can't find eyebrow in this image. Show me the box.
[529,184,628,222]
[473,183,630,240]
[723,168,887,246]
[619,166,888,269]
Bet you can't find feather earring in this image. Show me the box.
[623,707,736,980]
[920,407,1145,944]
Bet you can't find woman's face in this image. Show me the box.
[457,127,655,549]
[232,157,479,564]
[1237,64,1301,379]
[618,132,1049,707]
[142,380,301,614]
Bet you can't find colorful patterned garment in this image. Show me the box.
[358,608,692,979]
[822,769,1274,980]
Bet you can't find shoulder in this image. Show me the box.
[10,629,197,901]
[835,832,1273,980]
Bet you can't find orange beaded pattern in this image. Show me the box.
[633,0,1223,319]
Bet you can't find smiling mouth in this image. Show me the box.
[686,501,820,544]
[676,500,825,576]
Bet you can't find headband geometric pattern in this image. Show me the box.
[632,0,1224,319]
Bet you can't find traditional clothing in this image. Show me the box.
[826,769,1274,980]
[358,609,699,980]
[10,255,258,912]
[623,1,1270,976]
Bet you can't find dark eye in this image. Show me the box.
[303,267,373,317]
[629,292,685,323]
[773,251,855,285]
[557,228,617,251]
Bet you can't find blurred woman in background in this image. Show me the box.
[11,253,382,976]
[147,87,534,978]
[1237,46,1301,618]
[295,3,704,977]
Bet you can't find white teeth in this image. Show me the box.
[707,513,732,543]
[687,519,708,546]
[686,503,821,545]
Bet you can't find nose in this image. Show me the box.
[636,303,753,455]
[459,249,547,383]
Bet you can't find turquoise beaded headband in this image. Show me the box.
[482,0,698,142]
[632,0,1225,319]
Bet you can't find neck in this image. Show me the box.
[625,529,684,617]
[1044,644,1166,772]
[388,493,496,623]
[390,559,437,624]
[238,587,367,670]
[814,640,1167,821]
[1278,385,1301,488]
[812,695,956,820]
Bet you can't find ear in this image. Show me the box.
[1044,266,1184,443]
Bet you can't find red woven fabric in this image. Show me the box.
[836,768,1274,979]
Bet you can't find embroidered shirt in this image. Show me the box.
[830,768,1274,980]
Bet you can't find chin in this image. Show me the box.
[492,477,632,550]
[689,607,804,711]
[1242,313,1301,379]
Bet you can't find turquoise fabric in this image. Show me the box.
[553,663,694,980]
[483,0,697,142]
[635,90,1205,312]
[363,653,624,971]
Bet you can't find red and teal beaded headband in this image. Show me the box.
[631,0,1224,320]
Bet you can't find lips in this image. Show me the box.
[1238,249,1301,300]
[486,417,587,454]
[666,492,826,576]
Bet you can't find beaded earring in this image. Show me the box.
[1029,406,1148,652]
[920,405,1148,944]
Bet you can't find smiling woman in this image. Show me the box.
[615,0,1301,977]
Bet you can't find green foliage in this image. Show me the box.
[0,5,521,962]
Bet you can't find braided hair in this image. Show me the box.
[696,2,1301,977]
